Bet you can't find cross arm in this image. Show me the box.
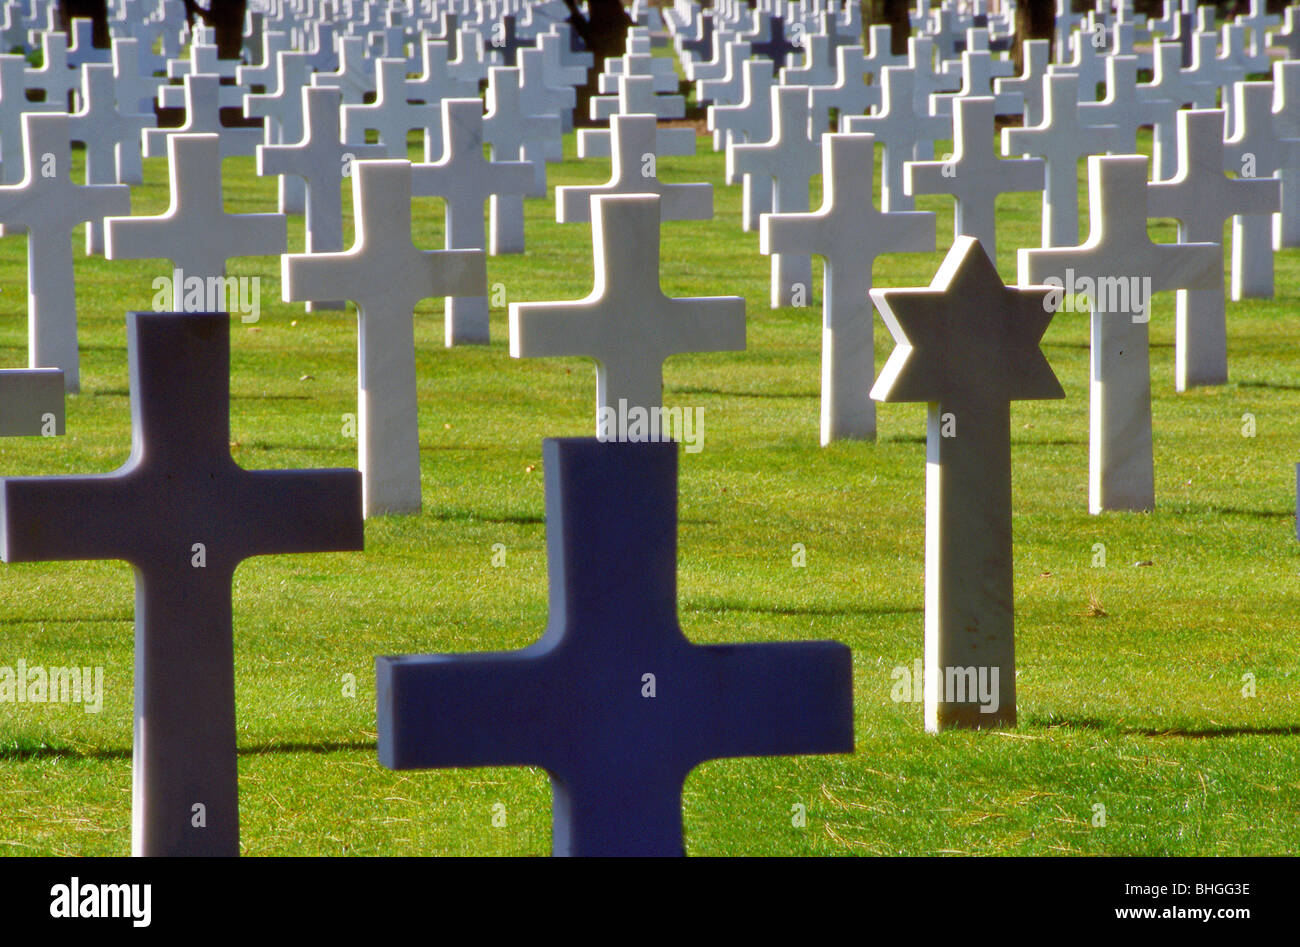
[233,468,364,561]
[1,472,141,564]
[282,249,366,304]
[377,649,556,770]
[759,210,828,258]
[683,640,854,764]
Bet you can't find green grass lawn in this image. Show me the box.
[0,119,1297,856]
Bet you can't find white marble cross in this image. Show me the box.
[238,29,292,92]
[843,66,951,212]
[67,63,152,253]
[412,98,535,345]
[1050,26,1109,100]
[0,113,129,392]
[283,159,486,516]
[730,85,821,306]
[1072,55,1162,153]
[1271,60,1300,250]
[779,31,836,89]
[1139,41,1216,181]
[143,74,263,159]
[1148,108,1279,390]
[994,38,1050,126]
[761,132,935,444]
[342,58,440,158]
[257,85,386,310]
[106,133,286,288]
[807,44,882,128]
[580,75,694,159]
[597,51,678,95]
[1223,80,1300,299]
[1018,155,1219,513]
[708,54,775,155]
[520,46,576,133]
[25,30,77,110]
[696,39,751,106]
[510,193,745,434]
[907,96,1044,262]
[590,70,686,123]
[0,55,58,186]
[244,50,313,215]
[931,50,1024,118]
[408,38,480,103]
[1002,73,1125,248]
[558,113,713,224]
[537,31,587,89]
[708,58,775,230]
[482,64,559,254]
[111,36,165,118]
[871,236,1063,732]
[310,35,375,105]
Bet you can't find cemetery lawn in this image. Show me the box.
[1,127,1298,856]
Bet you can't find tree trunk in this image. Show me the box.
[564,0,633,127]
[182,0,248,60]
[878,0,912,56]
[57,0,110,47]
[1013,0,1055,72]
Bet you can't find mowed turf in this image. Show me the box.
[0,112,1297,855]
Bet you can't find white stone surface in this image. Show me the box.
[761,132,935,444]
[282,159,486,517]
[1018,155,1219,514]
[510,193,745,433]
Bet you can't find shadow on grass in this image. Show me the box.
[672,385,819,400]
[687,600,921,618]
[1237,380,1300,392]
[230,393,315,401]
[1189,506,1293,519]
[425,509,544,525]
[1,738,377,761]
[0,614,131,625]
[1032,717,1300,738]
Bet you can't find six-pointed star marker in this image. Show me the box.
[869,236,1065,406]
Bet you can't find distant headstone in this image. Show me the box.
[558,113,712,223]
[342,58,440,158]
[1148,108,1279,390]
[761,132,935,444]
[142,74,263,159]
[482,65,559,254]
[906,96,1044,262]
[0,113,130,392]
[1002,73,1124,248]
[106,133,286,290]
[1018,155,1219,514]
[730,86,821,306]
[412,98,535,345]
[257,86,386,310]
[1223,80,1300,300]
[282,159,486,516]
[843,66,950,212]
[510,194,745,436]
